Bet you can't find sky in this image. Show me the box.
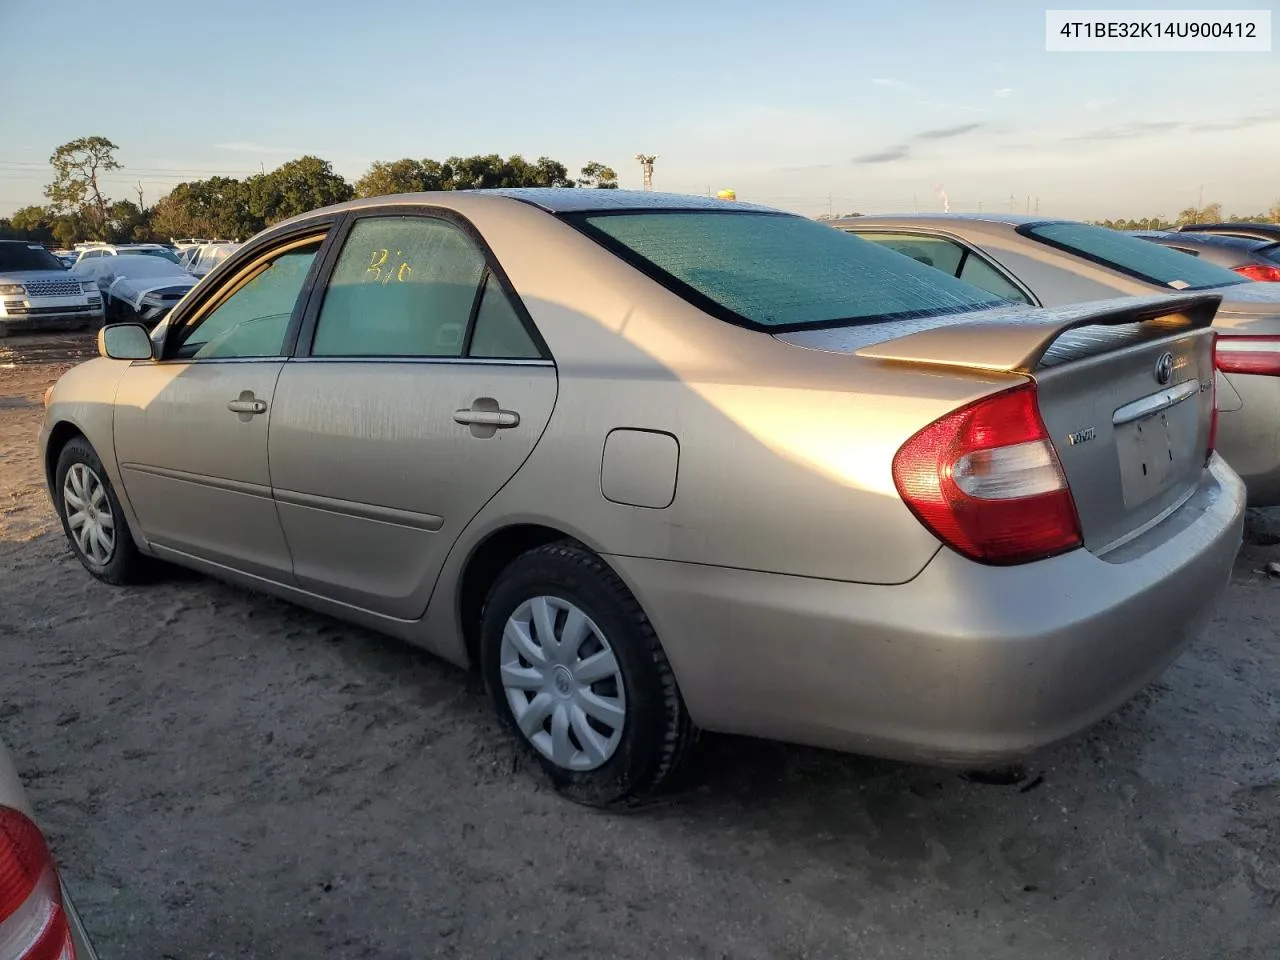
[1,0,1276,221]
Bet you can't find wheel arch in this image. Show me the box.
[457,523,580,669]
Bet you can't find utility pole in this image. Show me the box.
[1025,195,1030,214]
[1009,193,1015,212]
[913,194,919,213]
[1035,196,1040,214]
[828,193,833,217]
[977,200,982,212]
[635,155,658,191]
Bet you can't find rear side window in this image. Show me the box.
[312,216,485,358]
[1261,244,1280,265]
[571,212,1005,330]
[469,275,541,359]
[1023,222,1249,290]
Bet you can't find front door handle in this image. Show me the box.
[228,391,268,421]
[454,398,520,438]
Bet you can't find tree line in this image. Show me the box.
[0,137,619,247]
[2,136,1276,248]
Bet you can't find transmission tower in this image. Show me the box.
[635,154,658,191]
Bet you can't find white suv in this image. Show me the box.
[0,242,104,335]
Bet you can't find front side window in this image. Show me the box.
[570,212,1005,330]
[172,239,322,360]
[1023,222,1249,290]
[312,216,487,358]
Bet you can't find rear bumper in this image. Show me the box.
[1216,371,1280,506]
[609,456,1245,767]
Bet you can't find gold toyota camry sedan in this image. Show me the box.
[40,190,1244,805]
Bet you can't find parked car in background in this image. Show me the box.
[1176,222,1280,244]
[52,250,79,269]
[185,242,241,277]
[832,214,1280,506]
[74,243,181,266]
[0,734,100,959]
[1129,230,1280,282]
[0,241,104,335]
[42,190,1243,805]
[73,254,199,326]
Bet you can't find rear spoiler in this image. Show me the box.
[855,293,1221,375]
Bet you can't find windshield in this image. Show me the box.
[570,211,1006,330]
[124,247,181,263]
[1022,221,1250,291]
[0,243,65,272]
[75,255,188,279]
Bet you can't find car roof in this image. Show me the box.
[273,189,783,233]
[830,213,1049,228]
[1129,231,1270,251]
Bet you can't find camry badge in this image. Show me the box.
[1154,351,1175,385]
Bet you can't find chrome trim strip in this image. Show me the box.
[1112,379,1201,426]
[287,356,553,367]
[274,488,444,531]
[120,463,272,498]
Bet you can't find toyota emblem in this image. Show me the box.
[1154,351,1174,385]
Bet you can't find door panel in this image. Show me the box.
[268,361,556,617]
[111,233,328,580]
[114,361,293,579]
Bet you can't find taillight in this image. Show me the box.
[1233,264,1280,282]
[893,382,1082,565]
[0,808,75,960]
[1214,335,1280,376]
[1208,335,1218,465]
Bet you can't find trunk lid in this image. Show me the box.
[778,294,1221,556]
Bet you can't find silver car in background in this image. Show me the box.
[834,214,1280,505]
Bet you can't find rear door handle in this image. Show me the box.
[453,409,519,428]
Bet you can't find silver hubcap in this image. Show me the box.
[499,596,626,771]
[63,462,115,565]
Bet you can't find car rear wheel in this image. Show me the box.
[480,541,696,806]
[54,437,145,584]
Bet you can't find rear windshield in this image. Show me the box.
[1022,222,1250,291]
[1261,243,1280,265]
[571,211,1006,330]
[0,243,65,272]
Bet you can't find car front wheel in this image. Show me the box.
[54,437,145,584]
[480,541,696,806]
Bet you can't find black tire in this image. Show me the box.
[480,541,697,807]
[53,437,146,585]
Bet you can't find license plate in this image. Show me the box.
[1115,396,1199,507]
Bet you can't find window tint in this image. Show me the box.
[312,217,486,358]
[173,241,320,360]
[854,232,965,275]
[468,275,541,359]
[1024,222,1249,290]
[958,254,1032,303]
[574,212,1004,330]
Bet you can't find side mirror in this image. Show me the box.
[97,323,154,361]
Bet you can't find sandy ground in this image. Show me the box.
[1,332,1278,959]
